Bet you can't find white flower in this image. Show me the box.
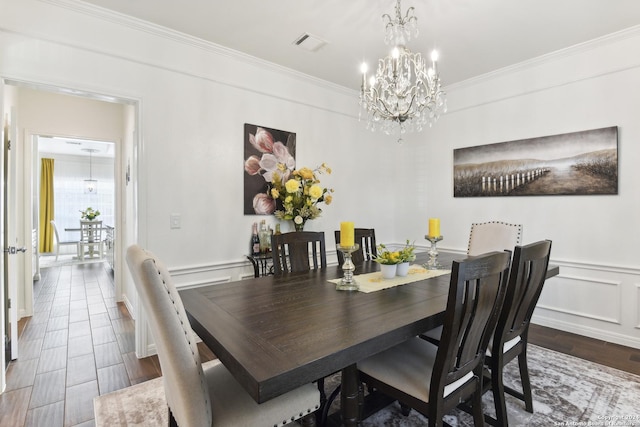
[294,215,304,224]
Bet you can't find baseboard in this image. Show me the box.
[531,315,640,350]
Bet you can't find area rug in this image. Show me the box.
[94,345,640,426]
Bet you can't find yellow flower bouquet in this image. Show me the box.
[269,163,334,230]
[372,243,402,265]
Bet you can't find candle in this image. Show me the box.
[428,218,440,238]
[340,222,355,247]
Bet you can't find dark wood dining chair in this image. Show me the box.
[125,245,320,427]
[485,240,552,426]
[358,251,511,427]
[271,231,326,274]
[334,228,377,265]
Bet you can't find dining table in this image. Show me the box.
[180,250,559,426]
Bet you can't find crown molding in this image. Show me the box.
[37,0,356,96]
[446,24,640,93]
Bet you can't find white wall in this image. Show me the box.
[1,0,638,353]
[397,28,640,348]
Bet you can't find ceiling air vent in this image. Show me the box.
[293,33,327,52]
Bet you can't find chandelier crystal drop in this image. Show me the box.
[359,0,447,135]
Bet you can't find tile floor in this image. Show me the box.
[0,261,160,427]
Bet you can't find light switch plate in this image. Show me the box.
[170,213,181,229]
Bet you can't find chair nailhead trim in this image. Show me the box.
[150,257,212,421]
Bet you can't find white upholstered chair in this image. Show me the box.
[50,220,79,261]
[467,221,523,256]
[125,245,320,427]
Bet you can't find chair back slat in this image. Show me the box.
[432,251,510,402]
[272,231,326,274]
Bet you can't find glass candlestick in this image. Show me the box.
[424,235,443,270]
[336,244,359,291]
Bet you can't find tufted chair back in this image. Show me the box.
[126,245,212,427]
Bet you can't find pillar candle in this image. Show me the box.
[428,218,440,238]
[340,222,355,247]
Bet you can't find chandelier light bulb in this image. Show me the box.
[360,62,368,74]
[431,50,439,62]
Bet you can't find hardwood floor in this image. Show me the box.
[1,261,639,426]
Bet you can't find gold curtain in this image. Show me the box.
[39,158,55,253]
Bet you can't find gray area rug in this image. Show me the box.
[94,345,640,426]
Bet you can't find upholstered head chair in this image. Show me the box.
[467,221,523,256]
[126,245,320,427]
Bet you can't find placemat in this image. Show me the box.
[328,265,451,293]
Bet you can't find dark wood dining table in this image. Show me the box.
[180,251,559,426]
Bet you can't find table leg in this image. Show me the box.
[340,364,363,426]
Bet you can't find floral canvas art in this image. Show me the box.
[243,124,296,214]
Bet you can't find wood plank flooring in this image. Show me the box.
[1,261,639,426]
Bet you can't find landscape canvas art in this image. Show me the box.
[243,124,296,214]
[453,127,618,197]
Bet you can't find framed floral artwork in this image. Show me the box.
[453,126,618,197]
[243,124,296,214]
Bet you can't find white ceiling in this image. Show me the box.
[79,0,640,89]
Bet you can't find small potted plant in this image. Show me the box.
[372,243,401,279]
[397,240,416,277]
[80,207,100,221]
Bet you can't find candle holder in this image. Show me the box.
[336,244,360,291]
[424,235,444,270]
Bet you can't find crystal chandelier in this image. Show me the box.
[359,0,447,135]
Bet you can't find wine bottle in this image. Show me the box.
[251,222,260,256]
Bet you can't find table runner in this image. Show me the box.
[328,265,451,293]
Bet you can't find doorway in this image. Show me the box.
[0,79,137,374]
[36,137,116,270]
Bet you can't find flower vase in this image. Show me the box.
[293,219,306,232]
[380,264,397,279]
[396,262,410,277]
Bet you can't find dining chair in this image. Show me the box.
[78,219,104,260]
[271,231,327,274]
[334,228,377,265]
[485,240,552,426]
[125,245,320,427]
[358,251,511,427]
[50,220,80,261]
[467,221,523,256]
[420,222,522,346]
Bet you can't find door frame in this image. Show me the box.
[1,77,140,345]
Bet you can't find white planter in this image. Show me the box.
[396,262,410,277]
[380,264,397,279]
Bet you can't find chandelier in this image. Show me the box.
[83,148,98,194]
[359,0,447,135]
